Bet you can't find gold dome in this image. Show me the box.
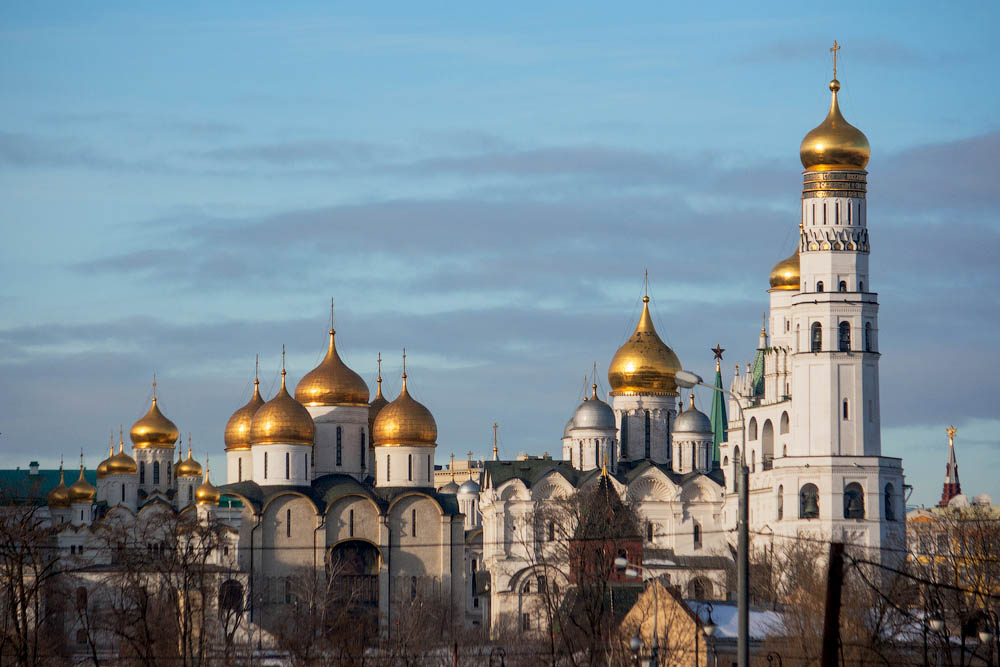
[800,79,870,171]
[769,251,800,291]
[225,377,266,451]
[195,468,221,506]
[175,446,203,478]
[105,436,138,476]
[368,355,390,437]
[96,443,113,479]
[295,328,370,406]
[68,465,96,503]
[608,296,682,396]
[47,468,71,508]
[250,370,315,446]
[372,371,437,447]
[130,396,179,449]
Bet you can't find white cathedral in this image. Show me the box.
[30,63,905,642]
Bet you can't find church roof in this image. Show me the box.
[0,467,97,505]
[483,459,726,491]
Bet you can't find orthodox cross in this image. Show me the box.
[152,373,157,399]
[281,344,286,376]
[402,348,407,378]
[492,423,499,460]
[377,352,383,379]
[830,40,840,79]
[644,268,649,299]
[330,297,335,331]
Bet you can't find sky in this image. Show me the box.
[1,2,997,509]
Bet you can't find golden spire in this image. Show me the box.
[689,393,696,409]
[761,312,767,335]
[601,455,609,478]
[152,373,157,400]
[376,352,383,396]
[450,452,456,480]
[119,426,124,452]
[493,422,499,460]
[947,425,957,447]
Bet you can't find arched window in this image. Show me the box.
[761,419,774,466]
[780,411,790,434]
[238,458,242,482]
[285,452,290,479]
[410,576,417,601]
[188,486,193,503]
[839,321,851,352]
[139,461,145,484]
[817,281,824,292]
[859,280,864,292]
[360,432,366,469]
[777,485,784,520]
[843,400,850,420]
[407,454,413,481]
[693,523,702,550]
[733,446,740,466]
[782,444,787,457]
[884,483,896,522]
[286,508,292,538]
[153,460,161,485]
[844,483,865,519]
[621,416,629,459]
[865,322,873,352]
[426,455,431,481]
[751,450,756,473]
[723,456,729,467]
[748,417,758,441]
[219,580,243,616]
[336,426,342,466]
[839,280,847,293]
[411,509,417,537]
[644,411,651,459]
[549,522,556,541]
[689,578,712,599]
[595,440,600,467]
[811,322,822,352]
[799,483,819,519]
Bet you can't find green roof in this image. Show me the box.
[0,468,97,504]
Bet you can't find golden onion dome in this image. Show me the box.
[769,251,800,291]
[800,79,870,171]
[47,468,71,508]
[195,468,221,506]
[175,446,203,478]
[249,369,315,446]
[68,466,96,503]
[130,396,179,449]
[608,296,682,396]
[107,441,138,476]
[373,371,437,447]
[224,378,265,451]
[96,443,113,479]
[295,328,370,406]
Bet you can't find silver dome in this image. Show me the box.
[439,480,460,494]
[562,416,575,439]
[571,397,616,431]
[674,406,711,434]
[458,478,480,497]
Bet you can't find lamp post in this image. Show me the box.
[616,557,659,667]
[676,369,750,667]
[979,609,998,667]
[694,601,718,667]
[928,612,944,667]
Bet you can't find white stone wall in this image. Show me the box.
[375,446,435,488]
[226,449,252,484]
[611,393,677,464]
[308,404,370,480]
[97,473,139,511]
[134,447,175,496]
[252,443,312,486]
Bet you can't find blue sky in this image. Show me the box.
[1,2,997,508]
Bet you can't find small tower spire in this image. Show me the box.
[492,423,499,461]
[152,373,158,401]
[939,425,962,507]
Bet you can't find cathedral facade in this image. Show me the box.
[25,63,904,647]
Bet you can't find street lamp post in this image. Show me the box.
[694,601,718,667]
[979,609,998,667]
[616,557,659,667]
[676,369,750,667]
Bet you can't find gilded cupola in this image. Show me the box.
[799,72,870,172]
[225,371,266,451]
[106,432,138,476]
[373,354,437,447]
[130,380,179,449]
[250,363,315,446]
[97,439,113,479]
[175,443,203,478]
[769,251,800,291]
[368,353,390,435]
[68,465,96,503]
[47,467,71,508]
[195,465,221,506]
[294,306,370,406]
[608,295,682,396]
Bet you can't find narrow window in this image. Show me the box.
[285,452,290,479]
[834,202,839,224]
[848,202,853,224]
[884,483,896,522]
[121,484,125,503]
[865,322,873,352]
[188,486,193,503]
[139,461,145,484]
[238,457,242,482]
[76,586,88,610]
[647,522,654,543]
[578,441,583,467]
[621,415,629,458]
[777,485,784,520]
[411,576,417,601]
[522,613,531,630]
[284,579,292,604]
[838,321,851,352]
[839,280,847,292]
[823,204,827,225]
[349,509,355,537]
[817,281,824,292]
[843,400,849,420]
[644,411,651,459]
[286,508,291,538]
[548,522,555,541]
[595,441,600,467]
[426,455,431,481]
[387,454,391,482]
[411,509,417,537]
[796,323,801,352]
[167,465,171,485]
[693,523,702,550]
[408,454,413,482]
[304,453,307,479]
[336,426,342,466]
[844,483,865,519]
[859,280,864,292]
[811,322,822,352]
[360,432,366,469]
[153,461,160,485]
[264,452,268,479]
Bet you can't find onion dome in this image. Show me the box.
[368,357,390,436]
[225,377,265,451]
[458,478,480,497]
[47,468,71,508]
[973,493,993,507]
[572,384,616,431]
[608,296,681,396]
[175,446,203,478]
[562,416,575,439]
[106,438,138,476]
[195,465,221,506]
[373,365,437,447]
[800,79,870,172]
[250,368,315,446]
[68,465,96,503]
[440,480,459,494]
[131,392,179,449]
[295,326,370,406]
[674,394,711,433]
[769,251,800,291]
[97,443,113,479]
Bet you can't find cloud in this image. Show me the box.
[197,139,384,166]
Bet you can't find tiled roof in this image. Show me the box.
[0,468,97,504]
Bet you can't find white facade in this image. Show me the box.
[375,446,436,488]
[309,404,370,479]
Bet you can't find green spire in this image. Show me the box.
[709,346,728,467]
